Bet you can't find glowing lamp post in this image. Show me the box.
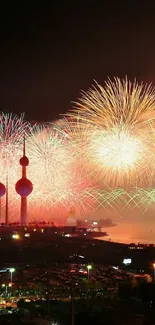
[2,283,12,295]
[9,267,15,283]
[87,265,92,280]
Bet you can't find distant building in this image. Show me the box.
[76,219,101,232]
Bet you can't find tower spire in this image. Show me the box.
[23,135,25,156]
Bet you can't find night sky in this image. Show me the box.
[0,1,154,121]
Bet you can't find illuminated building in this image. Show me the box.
[76,219,102,232]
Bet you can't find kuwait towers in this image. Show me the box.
[0,182,6,223]
[15,138,33,225]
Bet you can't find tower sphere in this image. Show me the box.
[20,155,29,167]
[15,178,33,197]
[0,182,6,197]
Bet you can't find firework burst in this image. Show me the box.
[68,78,155,187]
[0,77,155,224]
[0,112,32,175]
[85,124,149,187]
[70,78,155,128]
[25,124,100,224]
[0,113,33,222]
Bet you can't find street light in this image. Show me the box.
[2,283,12,295]
[12,234,20,240]
[87,265,92,280]
[2,283,7,295]
[9,268,15,283]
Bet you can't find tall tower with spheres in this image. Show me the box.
[0,182,6,224]
[15,138,33,225]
